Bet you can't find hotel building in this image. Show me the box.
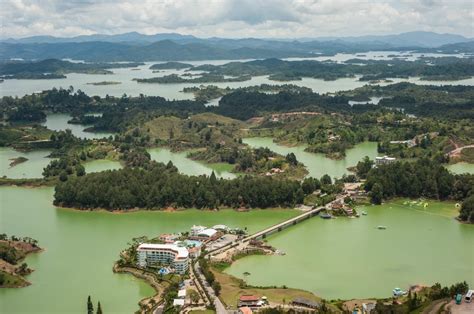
[137,243,189,274]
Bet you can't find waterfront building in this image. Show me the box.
[291,298,320,309]
[375,156,396,166]
[238,307,253,314]
[159,233,180,243]
[238,295,261,308]
[190,225,206,236]
[197,228,218,238]
[212,224,229,232]
[137,243,189,274]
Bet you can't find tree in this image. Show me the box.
[212,281,221,296]
[189,290,200,304]
[459,195,474,223]
[87,296,94,314]
[321,174,332,185]
[76,164,86,177]
[285,153,298,166]
[370,183,383,205]
[96,301,103,314]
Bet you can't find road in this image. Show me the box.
[193,261,227,314]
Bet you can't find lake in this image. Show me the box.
[42,113,114,140]
[148,147,236,179]
[225,199,474,299]
[1,55,472,99]
[446,162,474,175]
[0,186,297,313]
[243,138,378,179]
[0,147,53,179]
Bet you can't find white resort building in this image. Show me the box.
[137,243,189,274]
[375,155,396,166]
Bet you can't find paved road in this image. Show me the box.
[193,262,227,313]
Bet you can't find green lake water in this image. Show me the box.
[84,159,123,174]
[446,162,474,175]
[243,138,378,179]
[42,113,114,140]
[225,200,474,299]
[0,186,297,313]
[148,147,236,179]
[0,147,53,179]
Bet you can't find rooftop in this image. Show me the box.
[137,243,189,259]
[198,228,218,238]
[239,295,260,302]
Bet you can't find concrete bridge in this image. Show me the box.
[244,196,345,241]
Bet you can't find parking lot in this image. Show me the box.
[206,234,238,251]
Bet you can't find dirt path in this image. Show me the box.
[448,144,474,158]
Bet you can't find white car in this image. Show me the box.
[393,288,407,297]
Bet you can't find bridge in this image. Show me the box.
[244,196,345,241]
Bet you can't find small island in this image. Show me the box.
[9,156,28,167]
[86,81,122,86]
[0,234,42,288]
[149,62,194,70]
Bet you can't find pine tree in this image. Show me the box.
[87,296,94,314]
[96,301,103,314]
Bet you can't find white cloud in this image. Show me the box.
[0,0,472,38]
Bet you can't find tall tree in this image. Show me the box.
[87,296,94,314]
[96,301,103,314]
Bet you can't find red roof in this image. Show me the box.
[239,295,259,302]
[239,307,253,314]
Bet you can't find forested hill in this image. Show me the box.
[0,40,312,62]
[1,31,472,62]
[0,59,143,76]
[53,161,307,210]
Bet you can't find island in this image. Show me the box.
[149,62,194,70]
[86,81,122,85]
[0,234,42,288]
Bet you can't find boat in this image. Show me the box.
[377,225,387,230]
[320,213,332,219]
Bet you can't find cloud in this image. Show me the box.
[0,0,472,38]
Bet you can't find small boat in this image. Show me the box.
[320,213,332,219]
[361,211,367,216]
[377,225,387,230]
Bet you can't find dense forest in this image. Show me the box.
[359,158,474,222]
[192,57,474,81]
[0,59,143,79]
[53,161,311,210]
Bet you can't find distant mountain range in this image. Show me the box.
[0,31,472,62]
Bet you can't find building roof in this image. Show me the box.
[239,295,260,302]
[173,299,185,306]
[177,289,186,298]
[292,297,320,308]
[239,307,253,314]
[137,243,189,259]
[197,228,217,238]
[212,224,229,231]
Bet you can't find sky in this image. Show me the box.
[1,0,473,39]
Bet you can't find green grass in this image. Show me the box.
[0,270,28,288]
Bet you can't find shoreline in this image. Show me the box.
[113,263,164,312]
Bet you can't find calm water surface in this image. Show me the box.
[0,147,52,179]
[243,138,378,179]
[0,186,297,313]
[226,200,474,299]
[83,159,122,174]
[1,54,472,98]
[148,147,236,179]
[446,162,474,175]
[42,113,114,140]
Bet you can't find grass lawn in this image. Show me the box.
[0,270,28,288]
[212,267,322,309]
